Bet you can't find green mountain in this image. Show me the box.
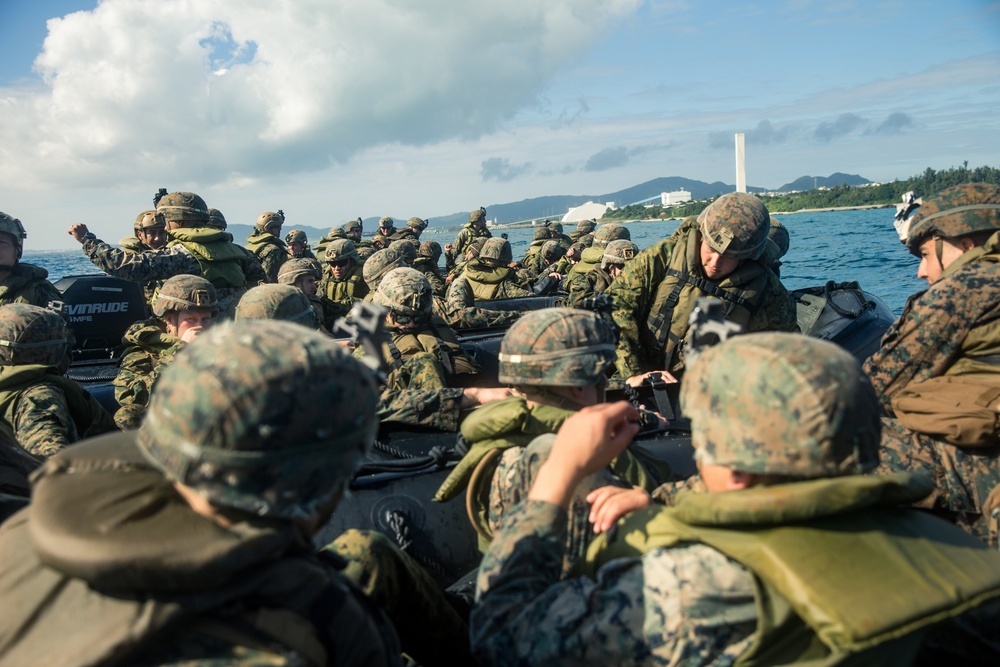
[776,173,870,192]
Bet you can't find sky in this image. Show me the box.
[0,0,998,250]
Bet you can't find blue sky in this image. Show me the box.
[0,0,997,249]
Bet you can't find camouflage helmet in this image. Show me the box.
[479,237,513,265]
[406,216,428,231]
[255,211,284,232]
[697,192,770,261]
[155,191,210,225]
[363,247,407,289]
[540,240,564,262]
[469,207,486,224]
[327,227,348,241]
[235,284,318,328]
[466,237,488,258]
[767,217,790,259]
[207,208,227,230]
[394,239,419,264]
[373,268,433,316]
[137,320,379,520]
[378,216,395,230]
[133,210,164,232]
[498,308,616,387]
[532,226,552,241]
[357,245,377,262]
[547,221,564,235]
[905,183,1000,256]
[418,240,442,261]
[681,333,879,479]
[153,274,218,317]
[577,219,597,233]
[593,223,630,248]
[344,218,363,234]
[278,258,322,285]
[602,239,639,268]
[325,238,359,264]
[0,303,70,368]
[0,211,27,258]
[285,229,308,246]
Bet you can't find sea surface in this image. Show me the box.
[27,208,924,315]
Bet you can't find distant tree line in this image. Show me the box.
[601,163,1000,221]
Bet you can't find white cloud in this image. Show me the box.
[0,0,641,190]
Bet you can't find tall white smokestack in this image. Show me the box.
[735,133,746,193]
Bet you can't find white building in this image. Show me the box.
[661,190,692,206]
[562,201,615,223]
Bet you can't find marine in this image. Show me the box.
[434,308,671,562]
[545,220,573,251]
[284,228,317,260]
[0,211,63,309]
[519,226,552,276]
[865,183,1000,544]
[471,333,1000,666]
[561,222,630,294]
[388,217,427,244]
[362,246,409,299]
[113,274,217,430]
[564,239,639,308]
[609,192,798,383]
[0,303,115,458]
[412,240,447,297]
[119,211,169,311]
[0,320,403,665]
[446,207,492,273]
[235,282,322,329]
[279,257,339,331]
[245,211,288,283]
[444,237,532,330]
[68,191,266,319]
[568,218,596,247]
[321,238,370,308]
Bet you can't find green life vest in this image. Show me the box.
[580,473,1000,664]
[167,227,247,288]
[454,223,491,257]
[644,226,769,372]
[570,246,603,276]
[392,320,480,377]
[323,264,367,304]
[0,365,112,446]
[462,264,531,301]
[245,231,287,257]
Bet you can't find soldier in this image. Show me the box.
[537,240,568,278]
[446,236,489,284]
[321,238,369,309]
[412,240,446,297]
[120,209,168,253]
[569,218,597,247]
[546,220,573,251]
[610,192,798,384]
[0,303,115,458]
[246,211,288,283]
[344,217,364,243]
[0,320,403,664]
[362,246,408,298]
[284,228,316,260]
[0,212,62,308]
[207,207,228,230]
[520,226,552,275]
[563,222,630,290]
[279,257,338,330]
[388,217,427,244]
[313,224,348,269]
[113,274,217,430]
[471,333,1000,665]
[866,183,1000,545]
[68,192,266,319]
[447,207,492,272]
[434,307,670,556]
[234,283,320,329]
[444,238,531,330]
[564,239,639,308]
[377,216,396,240]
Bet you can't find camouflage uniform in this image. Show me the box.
[284,229,317,260]
[610,193,798,379]
[519,227,552,276]
[113,275,218,430]
[546,221,573,251]
[444,238,532,330]
[321,239,370,307]
[245,212,289,283]
[279,257,341,330]
[412,241,446,297]
[0,321,403,665]
[0,304,115,458]
[568,219,596,247]
[471,334,1000,666]
[447,208,492,271]
[564,240,638,308]
[864,184,1000,543]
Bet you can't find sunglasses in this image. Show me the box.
[391,311,430,326]
[329,258,352,269]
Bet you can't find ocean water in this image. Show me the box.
[27,208,924,315]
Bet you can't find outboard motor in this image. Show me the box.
[55,274,147,361]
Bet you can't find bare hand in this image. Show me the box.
[68,223,90,243]
[625,370,678,388]
[587,486,651,533]
[180,327,204,343]
[461,386,515,409]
